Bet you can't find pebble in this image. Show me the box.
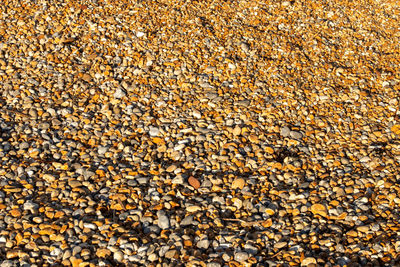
[114,251,124,262]
[98,146,108,154]
[180,215,195,226]
[234,251,249,262]
[1,261,14,267]
[280,126,291,137]
[149,127,160,137]
[157,211,170,229]
[114,88,126,99]
[310,204,327,217]
[301,257,317,266]
[23,201,38,212]
[274,242,287,249]
[164,250,177,259]
[289,130,303,139]
[232,178,246,190]
[197,239,210,249]
[192,110,202,119]
[188,176,201,189]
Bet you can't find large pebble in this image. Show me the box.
[157,210,170,229]
[234,251,249,262]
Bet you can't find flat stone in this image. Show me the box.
[69,180,82,188]
[280,126,291,137]
[188,176,201,189]
[289,131,303,139]
[98,146,108,154]
[114,88,126,98]
[164,250,177,259]
[234,251,249,262]
[23,201,38,212]
[180,215,194,226]
[310,204,327,217]
[192,109,202,119]
[301,257,317,266]
[197,239,210,249]
[149,127,160,137]
[136,177,149,184]
[232,178,245,190]
[274,242,287,249]
[157,210,170,229]
[113,250,124,262]
[186,205,202,212]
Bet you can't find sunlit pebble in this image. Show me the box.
[136,31,145,38]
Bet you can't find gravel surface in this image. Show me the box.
[1,0,400,266]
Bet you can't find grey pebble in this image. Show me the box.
[19,142,30,150]
[234,251,249,262]
[157,210,170,229]
[136,177,149,184]
[289,130,303,139]
[0,261,14,267]
[280,126,291,137]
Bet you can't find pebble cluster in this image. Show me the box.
[1,0,400,266]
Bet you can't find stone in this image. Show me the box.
[96,248,111,258]
[274,242,287,249]
[23,201,38,212]
[98,146,108,154]
[164,250,177,259]
[149,127,160,137]
[186,205,202,212]
[157,210,170,229]
[192,110,202,119]
[310,204,327,217]
[301,257,317,266]
[180,215,194,226]
[391,125,400,135]
[136,31,145,38]
[280,126,291,137]
[232,178,245,190]
[114,88,126,98]
[197,239,210,249]
[234,251,249,262]
[233,126,241,136]
[166,165,177,173]
[188,176,201,189]
[113,250,124,262]
[69,180,82,188]
[289,131,303,139]
[148,253,158,262]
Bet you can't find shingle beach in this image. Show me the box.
[0,0,400,266]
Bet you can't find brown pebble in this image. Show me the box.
[10,209,21,217]
[96,248,112,258]
[188,176,201,189]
